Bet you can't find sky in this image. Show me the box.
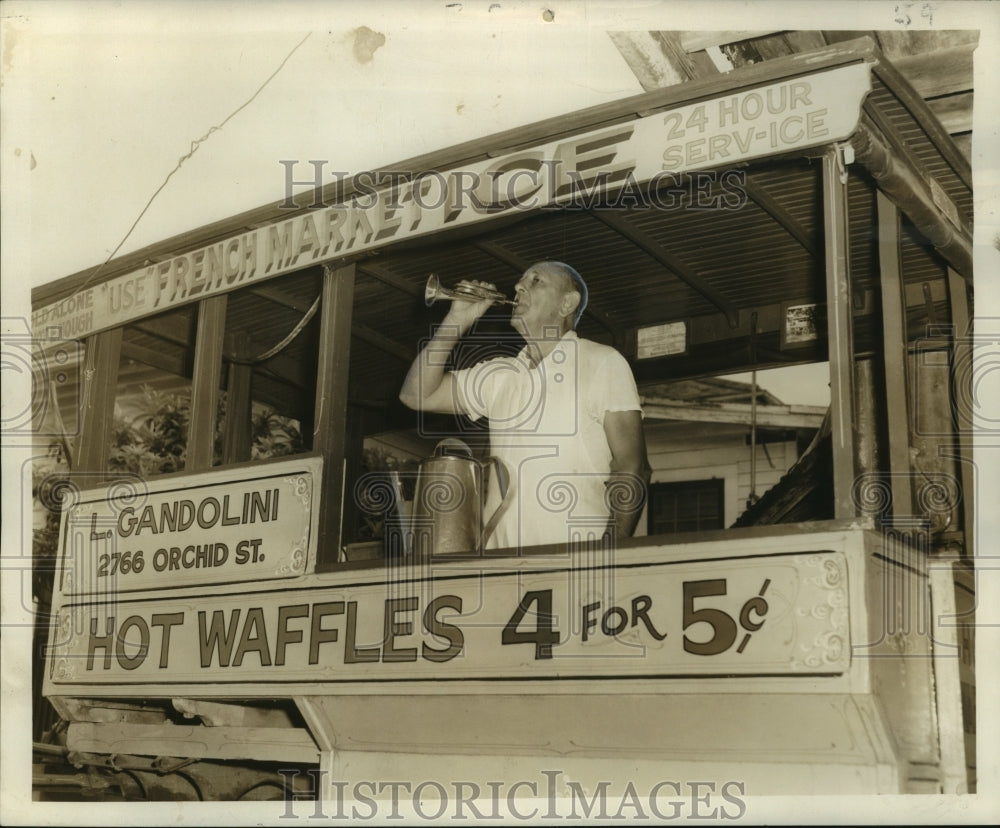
[3,2,1000,822]
[4,1,648,288]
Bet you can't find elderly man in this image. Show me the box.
[400,261,650,549]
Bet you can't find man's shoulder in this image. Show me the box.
[574,336,628,365]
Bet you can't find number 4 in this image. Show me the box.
[502,590,560,660]
[686,104,709,133]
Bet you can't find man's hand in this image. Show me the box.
[441,280,500,334]
[399,279,500,414]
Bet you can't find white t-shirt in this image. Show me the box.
[452,331,642,549]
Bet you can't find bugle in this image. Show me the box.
[424,273,516,307]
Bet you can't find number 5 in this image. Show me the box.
[682,579,737,656]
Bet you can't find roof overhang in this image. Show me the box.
[33,36,972,350]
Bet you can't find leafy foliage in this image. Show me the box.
[250,410,304,461]
[109,386,195,475]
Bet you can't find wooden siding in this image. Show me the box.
[644,420,797,530]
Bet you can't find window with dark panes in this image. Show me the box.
[109,304,198,476]
[647,479,725,535]
[214,267,322,466]
[106,267,323,477]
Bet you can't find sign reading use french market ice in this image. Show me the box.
[49,551,850,687]
[34,64,871,340]
[58,458,321,595]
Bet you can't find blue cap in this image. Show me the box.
[542,261,588,327]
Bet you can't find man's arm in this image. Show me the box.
[398,282,495,413]
[603,409,651,539]
[398,325,463,413]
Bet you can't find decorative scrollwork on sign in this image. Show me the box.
[265,475,312,577]
[791,553,850,671]
[822,557,843,589]
[794,631,846,669]
[276,541,307,575]
[53,657,76,681]
[284,475,311,507]
[57,610,72,642]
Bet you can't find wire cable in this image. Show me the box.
[231,294,321,365]
[65,32,313,303]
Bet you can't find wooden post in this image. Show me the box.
[340,404,367,547]
[75,327,122,486]
[876,190,914,517]
[313,263,356,570]
[929,562,972,793]
[222,331,254,465]
[822,149,857,519]
[187,295,228,471]
[853,358,880,480]
[910,340,960,540]
[947,267,974,558]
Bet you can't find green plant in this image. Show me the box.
[109,386,194,475]
[251,410,304,460]
[107,385,304,475]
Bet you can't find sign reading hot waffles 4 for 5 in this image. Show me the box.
[49,551,850,688]
[57,457,322,596]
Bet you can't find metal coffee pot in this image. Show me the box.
[411,438,508,555]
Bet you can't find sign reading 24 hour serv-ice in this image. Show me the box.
[57,458,321,596]
[48,551,851,688]
[33,64,872,340]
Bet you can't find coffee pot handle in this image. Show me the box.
[480,456,511,550]
[484,456,509,502]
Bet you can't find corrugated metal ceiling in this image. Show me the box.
[77,36,968,421]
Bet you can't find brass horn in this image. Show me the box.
[424,273,515,307]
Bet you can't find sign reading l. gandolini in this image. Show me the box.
[58,457,322,596]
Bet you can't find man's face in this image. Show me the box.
[510,265,576,334]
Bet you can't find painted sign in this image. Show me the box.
[48,550,850,688]
[57,457,321,595]
[637,321,688,358]
[33,64,872,340]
